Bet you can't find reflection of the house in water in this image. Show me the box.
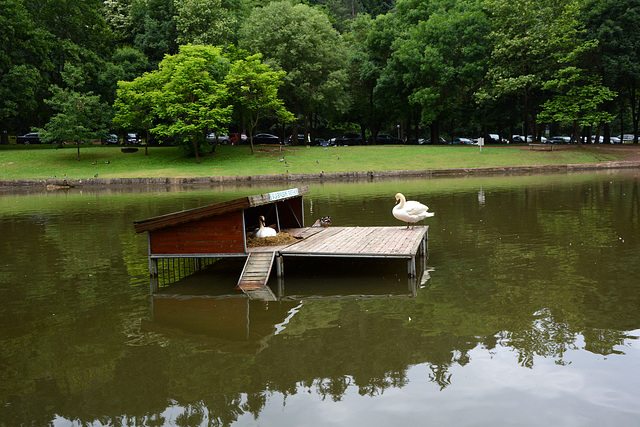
[144,257,433,354]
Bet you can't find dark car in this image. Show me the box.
[334,132,362,145]
[253,133,280,144]
[125,133,141,144]
[17,132,41,144]
[451,137,474,145]
[420,137,447,145]
[287,134,307,145]
[368,134,402,145]
[548,136,571,144]
[101,134,119,145]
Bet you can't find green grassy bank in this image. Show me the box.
[0,143,632,180]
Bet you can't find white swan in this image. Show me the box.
[393,193,434,229]
[254,215,277,238]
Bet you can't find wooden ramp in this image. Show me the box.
[237,252,277,301]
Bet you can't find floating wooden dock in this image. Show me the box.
[134,186,429,300]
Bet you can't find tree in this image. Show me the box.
[480,0,579,141]
[225,53,294,154]
[583,0,640,143]
[539,41,617,144]
[239,1,347,144]
[130,0,178,65]
[0,0,52,132]
[342,13,389,144]
[99,46,151,107]
[384,0,490,143]
[113,71,159,156]
[38,64,110,161]
[150,44,232,163]
[175,0,238,47]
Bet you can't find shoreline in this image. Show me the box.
[1,160,639,190]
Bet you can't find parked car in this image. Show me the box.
[610,136,621,144]
[253,133,280,144]
[206,133,231,144]
[486,134,511,144]
[125,133,141,144]
[621,134,634,143]
[287,134,307,145]
[102,134,119,145]
[548,136,571,144]
[229,133,248,144]
[368,134,402,144]
[420,137,447,145]
[315,138,330,146]
[334,132,362,145]
[451,137,474,145]
[17,132,41,144]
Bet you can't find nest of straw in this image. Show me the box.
[246,232,301,247]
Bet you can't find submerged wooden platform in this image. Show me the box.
[237,252,277,301]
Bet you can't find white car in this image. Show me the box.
[207,133,231,144]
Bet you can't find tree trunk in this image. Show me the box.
[631,83,639,144]
[145,125,149,156]
[193,133,200,164]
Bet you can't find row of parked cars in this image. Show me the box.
[14,132,141,145]
[14,130,631,146]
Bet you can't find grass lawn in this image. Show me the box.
[0,143,632,180]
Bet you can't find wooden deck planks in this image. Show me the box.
[279,226,427,258]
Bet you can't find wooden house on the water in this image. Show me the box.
[134,186,428,301]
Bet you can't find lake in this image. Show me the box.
[1,170,639,426]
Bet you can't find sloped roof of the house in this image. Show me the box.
[133,186,309,234]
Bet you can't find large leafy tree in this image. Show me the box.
[113,71,159,155]
[480,0,580,141]
[130,0,178,65]
[98,46,151,107]
[38,64,110,161]
[0,0,52,132]
[239,1,348,143]
[1,0,114,133]
[583,0,640,143]
[383,0,490,143]
[342,13,392,144]
[150,44,232,163]
[175,0,238,46]
[225,53,294,154]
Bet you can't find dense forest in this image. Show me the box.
[1,0,640,146]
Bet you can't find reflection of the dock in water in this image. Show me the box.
[144,258,433,353]
[145,295,301,354]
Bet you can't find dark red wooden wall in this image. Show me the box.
[149,210,245,255]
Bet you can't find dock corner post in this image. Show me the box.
[276,254,284,278]
[408,256,416,277]
[408,275,417,297]
[150,258,159,293]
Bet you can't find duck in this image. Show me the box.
[312,215,332,227]
[254,215,277,238]
[392,193,434,229]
